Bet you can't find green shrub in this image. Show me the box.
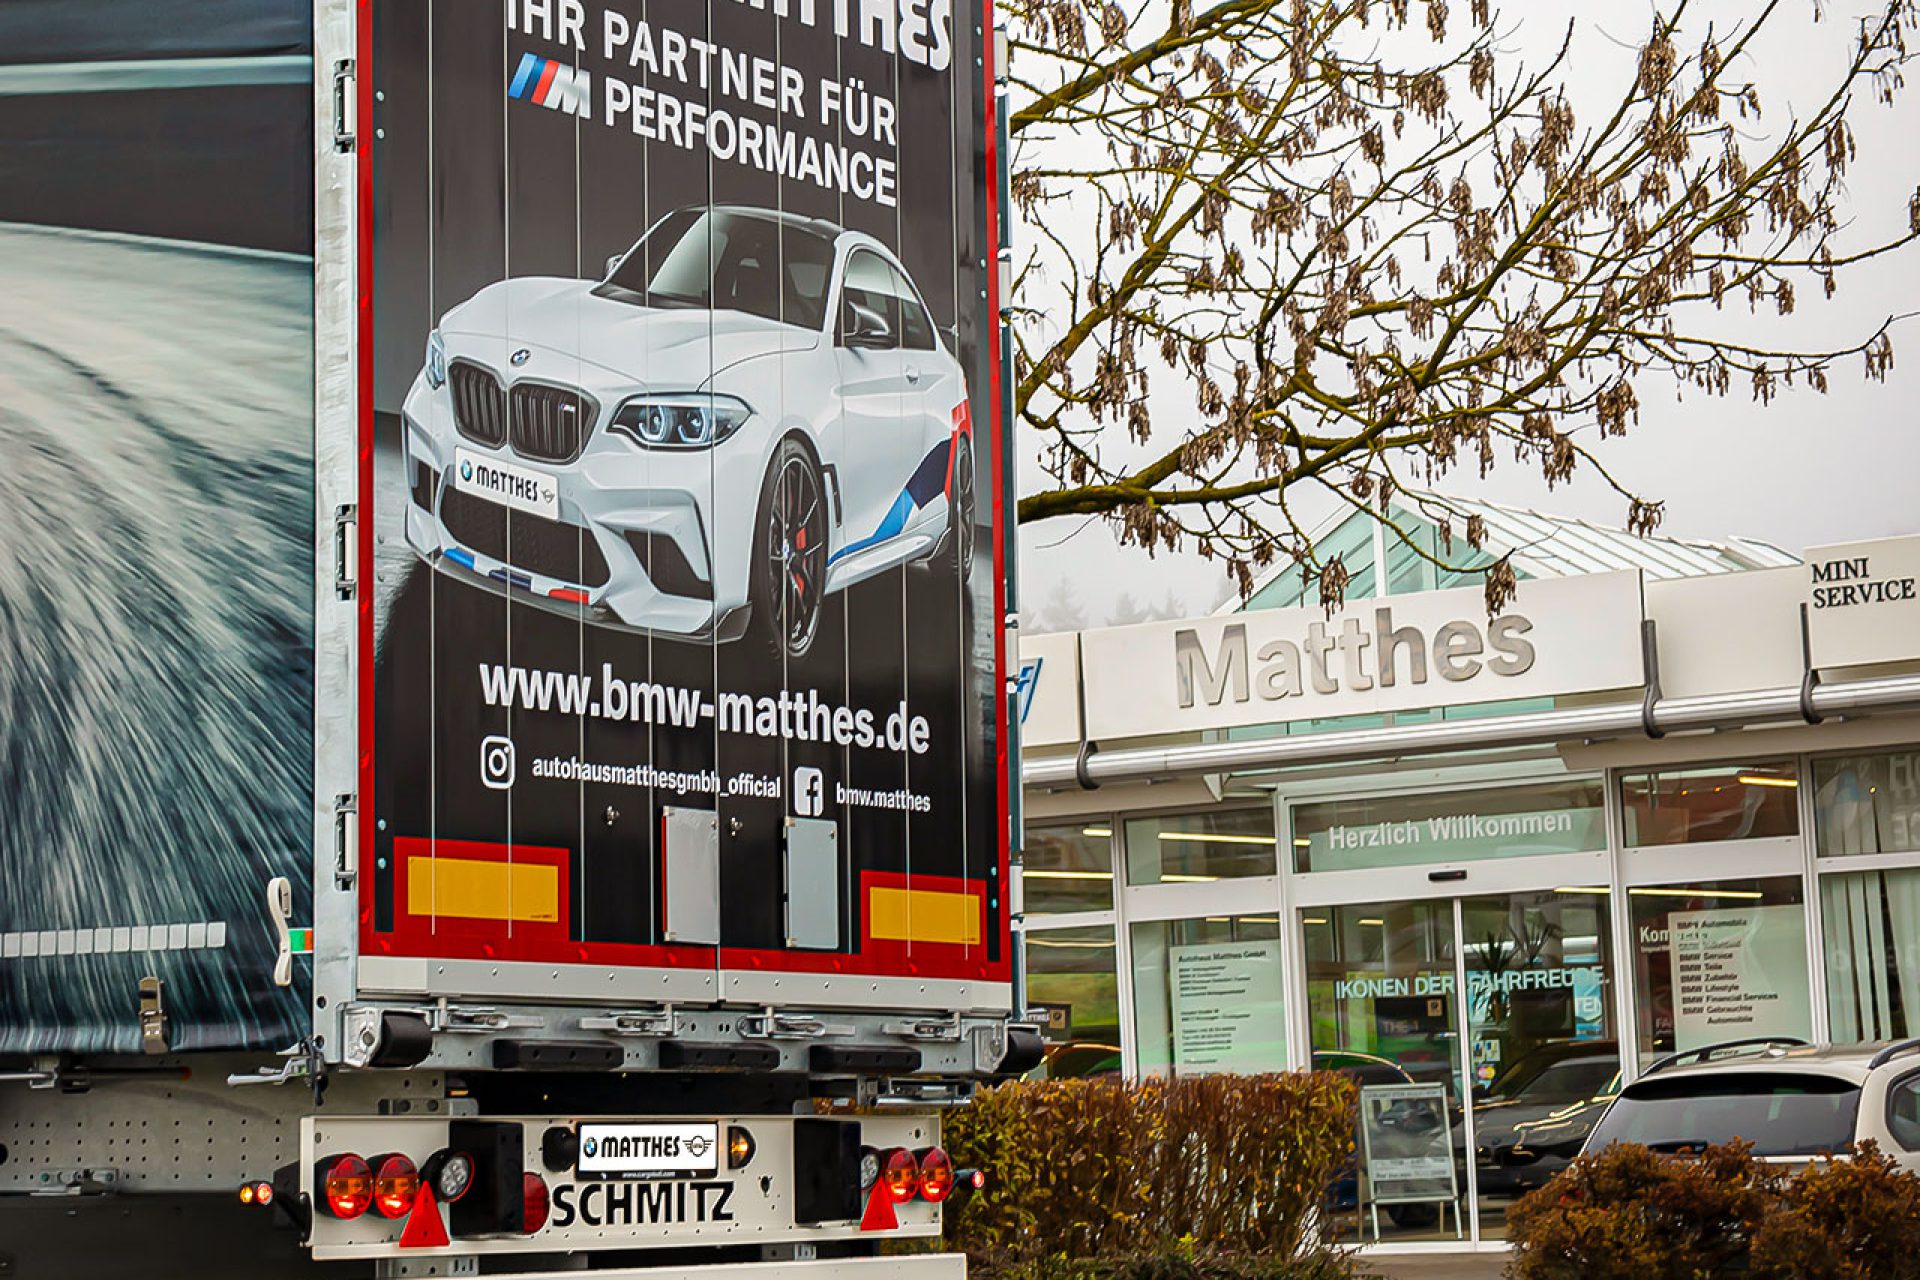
[1507,1139,1920,1280]
[1749,1140,1920,1279]
[939,1073,1358,1269]
[1504,1141,1780,1279]
[967,1252,1366,1280]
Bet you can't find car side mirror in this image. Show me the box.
[842,299,893,349]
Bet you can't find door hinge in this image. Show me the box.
[333,503,357,600]
[331,59,356,152]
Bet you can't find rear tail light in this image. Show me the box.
[522,1172,551,1233]
[320,1153,373,1219]
[915,1147,954,1203]
[372,1153,420,1219]
[880,1147,920,1204]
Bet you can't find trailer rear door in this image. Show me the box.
[340,0,1010,1022]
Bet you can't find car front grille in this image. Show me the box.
[439,486,611,588]
[449,361,508,448]
[510,382,594,463]
[447,360,595,463]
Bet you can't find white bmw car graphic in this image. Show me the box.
[399,205,975,657]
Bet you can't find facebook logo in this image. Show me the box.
[792,767,824,818]
[508,52,592,118]
[1014,657,1044,724]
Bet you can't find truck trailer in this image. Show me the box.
[0,0,1034,1274]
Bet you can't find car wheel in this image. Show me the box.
[942,438,975,582]
[750,438,829,660]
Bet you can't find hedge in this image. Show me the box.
[1507,1139,1920,1280]
[936,1072,1359,1275]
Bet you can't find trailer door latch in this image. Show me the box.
[138,976,168,1055]
[332,793,357,889]
[331,60,356,152]
[333,504,357,600]
[739,1009,855,1040]
[579,1007,678,1038]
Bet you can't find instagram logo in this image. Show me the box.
[480,735,516,789]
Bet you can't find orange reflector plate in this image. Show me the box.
[866,886,982,946]
[405,856,559,924]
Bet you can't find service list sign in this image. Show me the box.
[362,0,1005,985]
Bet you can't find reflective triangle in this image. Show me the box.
[859,1181,899,1232]
[399,1183,450,1249]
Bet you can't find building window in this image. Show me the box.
[1626,878,1810,1056]
[1304,901,1459,1097]
[1130,915,1284,1077]
[1023,926,1121,1078]
[1124,808,1277,885]
[1814,751,1920,856]
[1022,822,1115,915]
[1291,778,1606,874]
[1822,868,1920,1043]
[1620,762,1800,846]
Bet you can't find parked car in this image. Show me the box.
[1473,1039,1620,1195]
[1578,1037,1920,1171]
[401,204,973,657]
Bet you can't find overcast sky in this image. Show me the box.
[1014,0,1920,630]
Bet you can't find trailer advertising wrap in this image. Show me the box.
[363,0,1007,998]
[0,1,315,1054]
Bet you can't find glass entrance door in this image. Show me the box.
[1303,889,1617,1245]
[1460,888,1617,1239]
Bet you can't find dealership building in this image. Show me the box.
[1013,497,1920,1250]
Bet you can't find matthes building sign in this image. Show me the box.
[1080,571,1646,741]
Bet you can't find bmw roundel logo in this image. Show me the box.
[581,1136,597,1158]
[510,348,531,366]
[460,459,473,481]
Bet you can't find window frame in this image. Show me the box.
[1616,758,1803,850]
[1886,1067,1920,1153]
[834,247,900,350]
[888,262,938,352]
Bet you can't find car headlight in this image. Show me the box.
[425,330,447,389]
[608,393,752,448]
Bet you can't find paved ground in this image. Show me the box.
[1361,1253,1508,1279]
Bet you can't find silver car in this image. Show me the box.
[400,205,974,658]
[1579,1036,1920,1170]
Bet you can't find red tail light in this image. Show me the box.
[372,1153,420,1219]
[321,1154,373,1219]
[522,1172,551,1233]
[915,1147,954,1203]
[880,1147,920,1204]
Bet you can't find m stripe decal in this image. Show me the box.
[508,52,541,98]
[532,57,560,105]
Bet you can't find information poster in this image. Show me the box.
[1359,1083,1457,1205]
[1669,905,1811,1051]
[1169,941,1286,1074]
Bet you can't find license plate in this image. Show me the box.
[577,1122,721,1181]
[453,446,558,520]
